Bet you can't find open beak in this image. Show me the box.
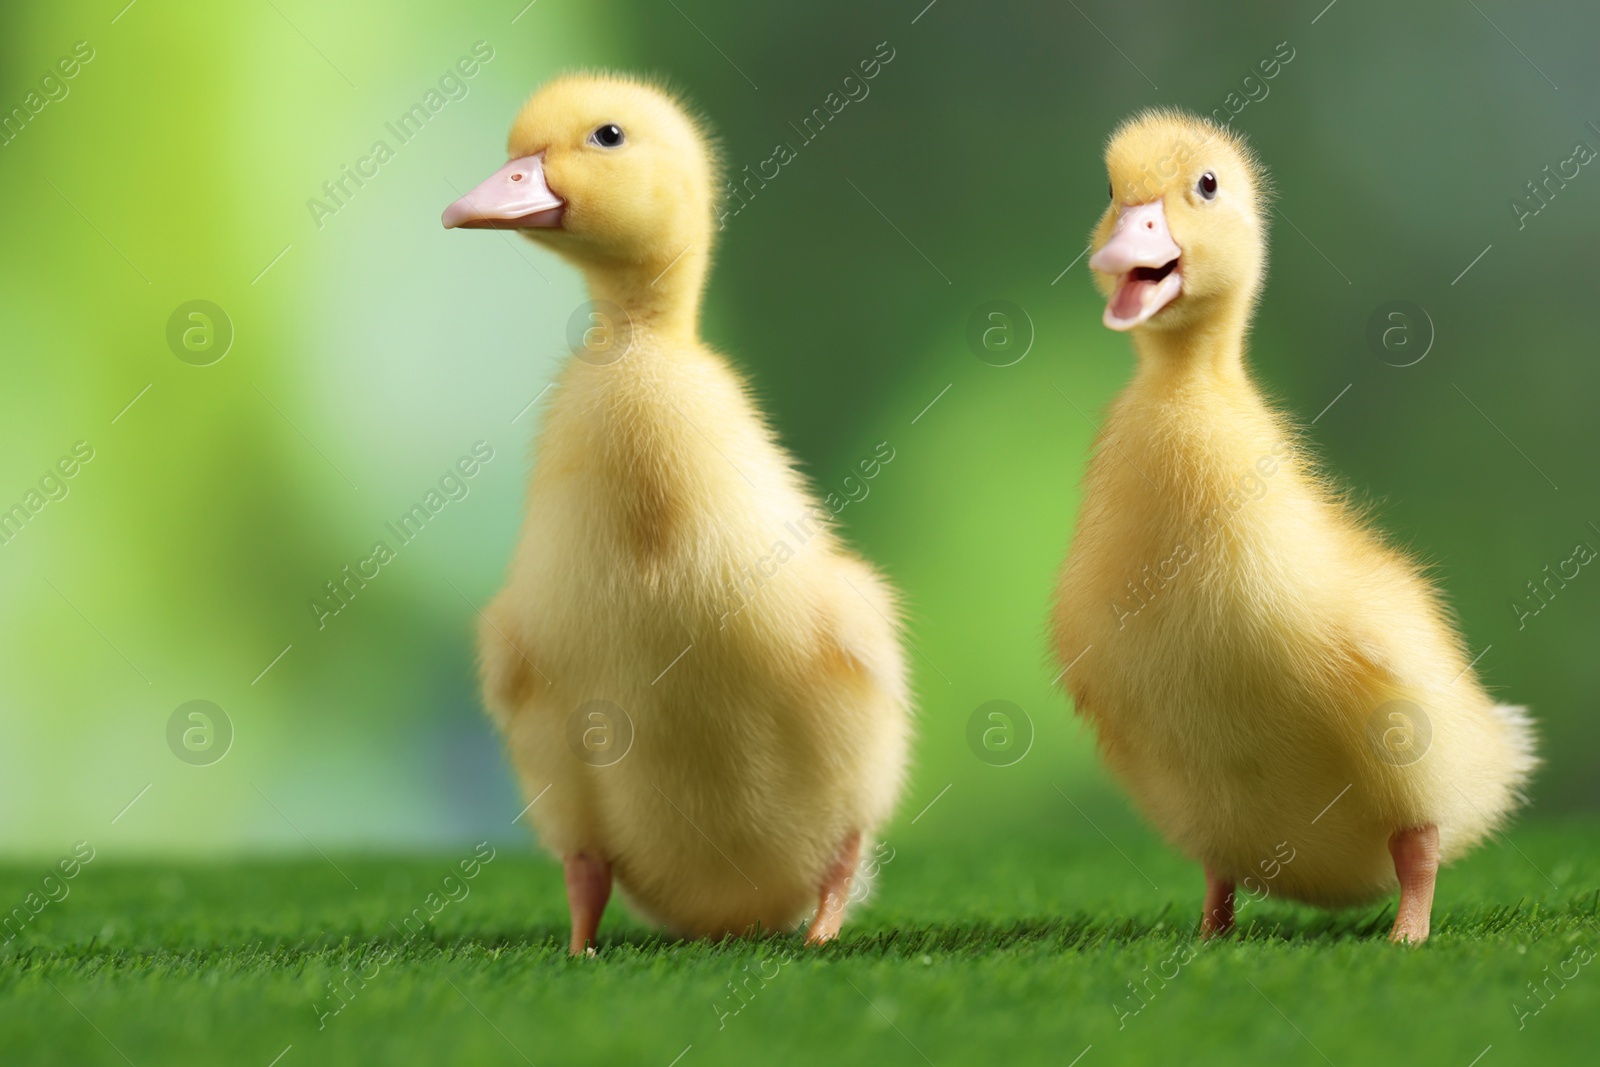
[442,153,564,230]
[1089,199,1182,331]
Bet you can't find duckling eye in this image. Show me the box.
[589,124,625,149]
[1108,183,1113,200]
[1198,171,1218,200]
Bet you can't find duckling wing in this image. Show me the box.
[1316,598,1539,869]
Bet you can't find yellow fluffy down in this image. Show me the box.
[1052,110,1536,909]
[476,74,911,937]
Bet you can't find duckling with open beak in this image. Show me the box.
[1054,109,1536,944]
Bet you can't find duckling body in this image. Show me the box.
[483,327,907,939]
[1053,111,1535,940]
[445,75,908,949]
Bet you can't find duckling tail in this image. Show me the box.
[1492,703,1540,800]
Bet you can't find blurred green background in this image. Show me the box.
[1,0,1595,863]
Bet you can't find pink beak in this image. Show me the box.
[1089,200,1183,331]
[442,153,564,230]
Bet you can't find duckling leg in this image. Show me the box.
[1199,868,1235,937]
[563,852,612,956]
[804,831,862,945]
[1388,824,1439,944]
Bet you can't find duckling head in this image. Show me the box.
[443,73,716,331]
[1088,109,1269,336]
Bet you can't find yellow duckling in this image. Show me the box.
[1052,110,1536,943]
[443,74,910,954]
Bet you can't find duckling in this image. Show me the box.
[443,74,910,954]
[1051,110,1537,943]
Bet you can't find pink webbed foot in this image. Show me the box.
[1388,824,1439,945]
[564,852,613,957]
[1200,867,1235,938]
[805,831,862,946]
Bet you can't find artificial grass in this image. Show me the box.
[2,818,1597,1066]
